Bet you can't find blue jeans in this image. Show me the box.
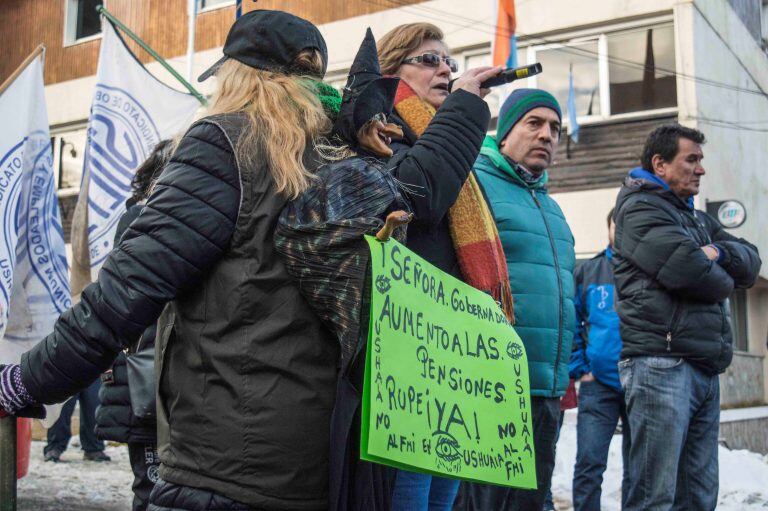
[573,379,630,511]
[619,356,719,511]
[44,379,105,454]
[392,471,460,511]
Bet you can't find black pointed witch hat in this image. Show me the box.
[333,28,399,145]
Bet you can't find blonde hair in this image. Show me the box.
[378,23,445,76]
[205,51,331,198]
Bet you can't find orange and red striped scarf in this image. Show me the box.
[393,81,514,322]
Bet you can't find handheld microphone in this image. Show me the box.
[448,63,543,92]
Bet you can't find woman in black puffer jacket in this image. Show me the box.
[95,139,173,511]
[0,11,342,511]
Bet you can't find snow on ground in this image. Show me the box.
[550,414,768,510]
[12,422,768,510]
[17,439,133,511]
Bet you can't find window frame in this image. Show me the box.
[198,0,235,13]
[63,0,103,47]
[486,15,678,128]
[525,35,606,123]
[50,122,89,194]
[729,289,750,353]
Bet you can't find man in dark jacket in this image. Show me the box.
[569,208,629,511]
[613,124,761,511]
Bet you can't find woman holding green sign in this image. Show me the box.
[377,22,512,511]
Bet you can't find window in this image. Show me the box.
[52,129,87,190]
[729,289,749,352]
[608,25,677,114]
[535,40,602,118]
[198,0,234,10]
[64,0,101,45]
[525,22,677,121]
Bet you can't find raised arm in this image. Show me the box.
[389,86,491,228]
[388,67,501,228]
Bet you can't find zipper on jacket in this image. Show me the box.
[530,189,565,395]
[666,302,683,352]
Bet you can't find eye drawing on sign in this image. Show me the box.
[432,430,462,474]
[375,275,391,294]
[506,341,523,360]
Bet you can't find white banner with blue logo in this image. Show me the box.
[0,55,71,365]
[86,21,199,278]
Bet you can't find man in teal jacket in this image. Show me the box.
[454,89,576,511]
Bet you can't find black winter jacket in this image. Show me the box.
[21,117,336,510]
[613,174,761,374]
[95,203,157,445]
[388,89,491,278]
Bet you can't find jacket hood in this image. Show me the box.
[616,166,694,213]
[478,135,548,189]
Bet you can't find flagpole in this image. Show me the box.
[0,414,16,511]
[96,5,207,106]
[0,44,44,97]
[0,44,46,511]
[186,0,197,82]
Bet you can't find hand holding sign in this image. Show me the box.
[361,236,536,489]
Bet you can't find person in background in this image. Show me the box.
[454,89,576,511]
[613,124,761,510]
[95,140,173,511]
[42,379,109,463]
[568,207,629,510]
[377,22,504,510]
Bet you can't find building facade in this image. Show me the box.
[2,0,767,450]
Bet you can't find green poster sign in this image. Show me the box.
[361,236,537,489]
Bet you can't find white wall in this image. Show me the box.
[674,0,768,279]
[552,188,620,258]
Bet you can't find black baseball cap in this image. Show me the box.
[198,10,328,82]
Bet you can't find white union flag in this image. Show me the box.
[0,54,70,366]
[85,21,199,278]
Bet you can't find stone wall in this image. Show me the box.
[720,353,765,409]
[720,416,768,454]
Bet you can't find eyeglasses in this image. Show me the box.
[402,53,458,73]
